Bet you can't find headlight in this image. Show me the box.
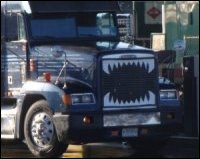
[82,94,94,103]
[160,90,177,100]
[71,93,95,105]
[72,95,81,103]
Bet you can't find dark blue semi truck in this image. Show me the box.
[1,1,182,157]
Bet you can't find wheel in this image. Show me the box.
[24,100,68,158]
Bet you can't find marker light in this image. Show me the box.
[83,116,93,125]
[29,59,37,72]
[43,72,51,82]
[62,94,72,106]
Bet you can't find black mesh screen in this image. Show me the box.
[101,58,157,106]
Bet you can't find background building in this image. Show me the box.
[118,1,199,83]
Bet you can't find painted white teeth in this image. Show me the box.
[103,59,154,74]
[103,60,110,74]
[139,60,143,67]
[143,59,154,73]
[148,90,155,104]
[110,61,116,72]
[144,94,148,103]
[104,91,155,107]
[115,99,119,105]
[118,61,124,67]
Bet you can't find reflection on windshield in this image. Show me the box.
[30,12,117,39]
[31,45,97,86]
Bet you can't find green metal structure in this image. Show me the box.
[165,1,199,62]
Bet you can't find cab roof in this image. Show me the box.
[29,1,120,13]
[1,1,120,14]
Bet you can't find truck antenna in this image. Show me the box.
[63,51,68,89]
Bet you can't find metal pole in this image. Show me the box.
[162,2,166,34]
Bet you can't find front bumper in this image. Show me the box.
[53,109,183,143]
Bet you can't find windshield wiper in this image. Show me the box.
[55,59,82,84]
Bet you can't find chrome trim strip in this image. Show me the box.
[103,106,157,111]
[103,112,160,127]
[102,53,154,59]
[1,134,15,139]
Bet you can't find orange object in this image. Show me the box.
[43,72,51,82]
[62,94,71,106]
[111,130,119,137]
[30,59,37,72]
[83,116,92,125]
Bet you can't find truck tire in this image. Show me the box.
[24,100,68,158]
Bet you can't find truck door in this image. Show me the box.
[4,12,27,95]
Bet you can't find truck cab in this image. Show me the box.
[1,1,182,157]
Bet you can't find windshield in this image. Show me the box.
[30,45,97,87]
[30,12,117,40]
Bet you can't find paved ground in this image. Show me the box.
[1,137,199,158]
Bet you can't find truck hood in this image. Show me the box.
[30,41,151,54]
[30,42,152,89]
